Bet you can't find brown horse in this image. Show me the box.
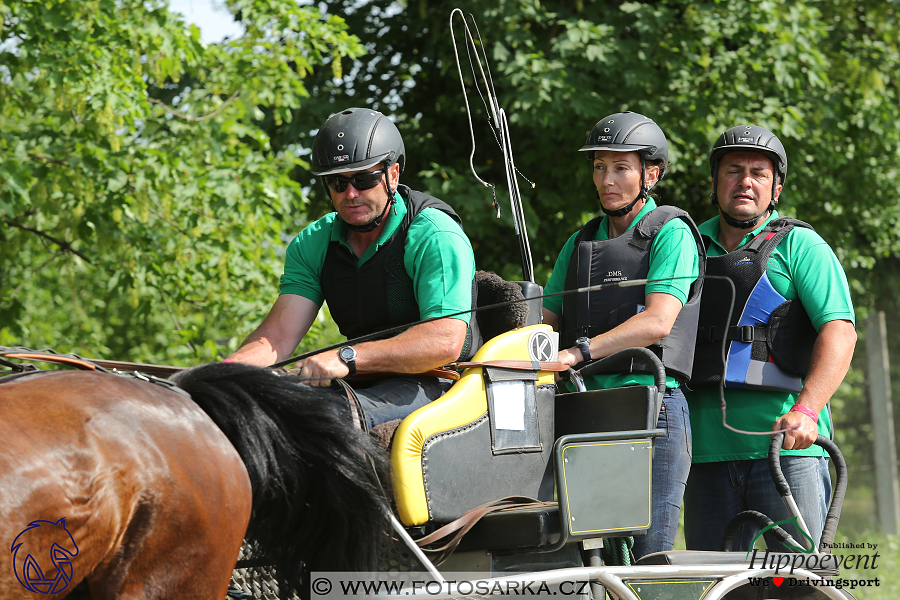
[0,363,391,599]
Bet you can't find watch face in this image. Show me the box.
[340,346,356,361]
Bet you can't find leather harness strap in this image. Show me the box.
[0,352,99,371]
[0,349,181,375]
[83,359,183,374]
[450,360,569,372]
[415,496,557,564]
[333,377,369,433]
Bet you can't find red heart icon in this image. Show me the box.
[773,577,784,587]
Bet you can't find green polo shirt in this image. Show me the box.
[543,199,700,390]
[279,191,475,325]
[687,211,856,462]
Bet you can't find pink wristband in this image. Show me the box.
[790,404,818,424]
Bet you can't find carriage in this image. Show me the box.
[0,300,854,600]
[311,281,856,600]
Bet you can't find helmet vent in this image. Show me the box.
[337,144,344,151]
[337,132,345,138]
[603,127,611,132]
[607,119,615,124]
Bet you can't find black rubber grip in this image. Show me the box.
[577,347,666,394]
[768,432,848,552]
[721,510,796,552]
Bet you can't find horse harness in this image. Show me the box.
[0,346,191,399]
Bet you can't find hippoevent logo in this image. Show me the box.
[10,518,79,594]
[746,529,881,592]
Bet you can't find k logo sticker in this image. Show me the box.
[528,330,557,363]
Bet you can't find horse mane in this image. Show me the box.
[171,363,391,595]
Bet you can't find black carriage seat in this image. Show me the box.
[448,386,664,553]
[636,550,840,577]
[391,302,663,553]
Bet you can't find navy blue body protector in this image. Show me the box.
[559,205,705,382]
[688,218,818,392]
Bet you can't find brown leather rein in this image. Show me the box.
[0,351,182,374]
[1,348,567,380]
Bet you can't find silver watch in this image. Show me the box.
[338,345,357,376]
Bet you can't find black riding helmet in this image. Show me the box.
[709,125,787,229]
[311,108,406,176]
[311,108,406,232]
[579,111,669,217]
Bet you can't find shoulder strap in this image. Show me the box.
[629,205,686,250]
[745,217,813,253]
[398,184,463,228]
[571,214,605,248]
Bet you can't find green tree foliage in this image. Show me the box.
[0,0,361,363]
[284,0,900,289]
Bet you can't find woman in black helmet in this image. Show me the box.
[542,111,704,558]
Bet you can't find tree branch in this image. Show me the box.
[4,218,93,264]
[27,152,71,167]
[148,88,242,122]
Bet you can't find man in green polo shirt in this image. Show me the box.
[227,108,478,428]
[683,125,856,552]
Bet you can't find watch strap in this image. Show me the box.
[575,337,592,363]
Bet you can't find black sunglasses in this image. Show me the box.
[323,169,384,193]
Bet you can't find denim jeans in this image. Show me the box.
[352,375,453,429]
[683,456,831,551]
[631,388,692,560]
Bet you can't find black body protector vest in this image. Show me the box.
[321,185,481,360]
[689,218,818,393]
[559,206,705,381]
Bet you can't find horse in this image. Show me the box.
[0,362,392,599]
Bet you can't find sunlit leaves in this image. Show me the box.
[0,0,363,364]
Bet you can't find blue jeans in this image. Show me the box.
[631,388,692,560]
[353,376,453,428]
[683,456,831,551]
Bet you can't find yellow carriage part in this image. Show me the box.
[391,324,557,526]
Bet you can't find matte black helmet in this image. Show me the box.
[579,111,669,175]
[709,124,787,186]
[579,111,669,217]
[310,108,406,176]
[709,125,787,229]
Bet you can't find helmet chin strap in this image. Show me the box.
[337,165,397,233]
[601,191,645,217]
[719,204,773,229]
[600,155,650,218]
[343,193,395,233]
[711,178,779,230]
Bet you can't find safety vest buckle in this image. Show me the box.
[740,325,754,343]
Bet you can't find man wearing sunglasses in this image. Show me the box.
[227,108,480,428]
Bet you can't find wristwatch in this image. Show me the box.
[338,345,357,376]
[575,337,592,363]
